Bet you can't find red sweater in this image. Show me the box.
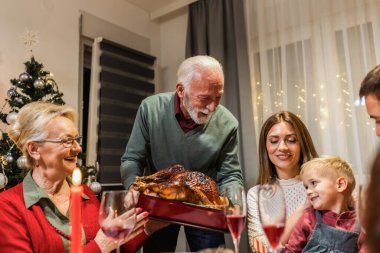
[0,183,147,252]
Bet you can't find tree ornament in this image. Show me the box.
[15,97,24,105]
[21,28,39,48]
[1,57,91,189]
[19,72,30,82]
[46,79,56,86]
[33,78,45,88]
[90,181,102,194]
[7,87,17,99]
[5,153,14,164]
[0,172,8,189]
[6,111,18,124]
[17,155,27,169]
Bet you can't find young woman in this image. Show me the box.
[247,111,318,253]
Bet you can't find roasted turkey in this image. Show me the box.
[132,164,227,208]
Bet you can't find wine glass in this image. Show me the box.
[223,186,247,253]
[99,190,137,253]
[258,182,286,252]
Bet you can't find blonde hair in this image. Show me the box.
[177,55,224,90]
[7,101,76,169]
[300,156,356,196]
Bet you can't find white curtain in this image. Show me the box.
[244,0,380,183]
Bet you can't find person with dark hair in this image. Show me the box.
[247,111,318,253]
[364,147,380,253]
[120,55,244,252]
[359,64,380,136]
[359,65,380,252]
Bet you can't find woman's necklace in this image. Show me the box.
[46,219,71,240]
[45,197,72,241]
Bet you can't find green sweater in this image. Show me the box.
[120,92,243,194]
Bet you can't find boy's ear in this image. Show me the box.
[336,176,348,192]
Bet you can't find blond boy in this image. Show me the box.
[285,156,365,253]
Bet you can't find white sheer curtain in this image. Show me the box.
[245,0,380,183]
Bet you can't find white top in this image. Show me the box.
[247,177,306,252]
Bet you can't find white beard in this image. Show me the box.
[183,92,213,125]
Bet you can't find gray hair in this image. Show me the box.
[7,101,76,169]
[177,55,224,90]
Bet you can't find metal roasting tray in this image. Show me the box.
[136,194,229,233]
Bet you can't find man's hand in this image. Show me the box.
[124,188,140,208]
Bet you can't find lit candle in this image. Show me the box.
[70,168,83,253]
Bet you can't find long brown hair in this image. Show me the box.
[257,111,318,184]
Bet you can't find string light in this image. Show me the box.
[252,71,361,131]
[298,96,306,103]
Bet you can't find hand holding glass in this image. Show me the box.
[223,186,247,253]
[99,190,137,253]
[258,183,286,252]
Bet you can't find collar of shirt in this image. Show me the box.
[174,92,199,133]
[23,170,89,209]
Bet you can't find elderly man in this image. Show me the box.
[120,55,244,252]
[359,64,380,136]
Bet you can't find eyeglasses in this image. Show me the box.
[36,136,82,148]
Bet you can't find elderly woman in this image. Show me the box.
[0,102,148,253]
[247,111,319,253]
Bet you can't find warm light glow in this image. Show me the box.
[72,168,82,186]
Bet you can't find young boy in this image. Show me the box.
[284,156,366,253]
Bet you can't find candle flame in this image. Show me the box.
[72,168,82,186]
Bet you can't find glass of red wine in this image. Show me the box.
[258,182,286,252]
[223,186,247,253]
[99,190,137,253]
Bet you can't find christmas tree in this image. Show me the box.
[0,57,98,190]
